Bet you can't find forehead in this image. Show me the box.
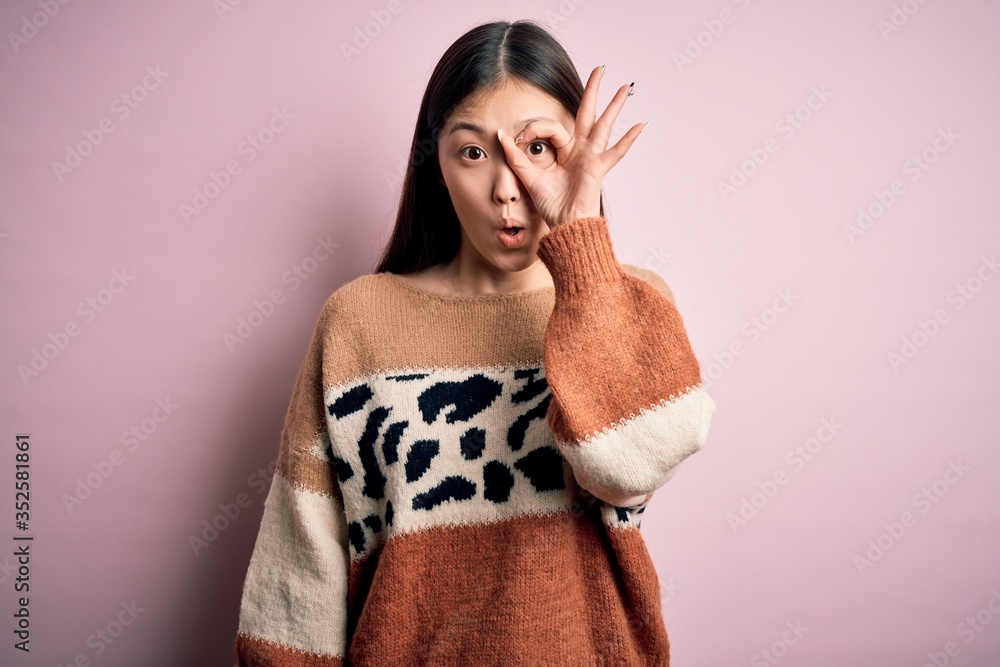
[444,80,570,137]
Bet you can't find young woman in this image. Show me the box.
[235,19,716,667]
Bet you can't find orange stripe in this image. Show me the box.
[537,216,704,443]
[341,509,669,665]
[235,633,344,666]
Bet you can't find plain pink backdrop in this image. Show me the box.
[2,1,999,665]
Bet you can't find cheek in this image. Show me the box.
[447,181,479,209]
[442,180,491,228]
[445,172,488,205]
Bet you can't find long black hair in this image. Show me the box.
[374,19,605,275]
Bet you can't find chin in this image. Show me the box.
[491,252,535,272]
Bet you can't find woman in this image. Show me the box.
[235,19,716,667]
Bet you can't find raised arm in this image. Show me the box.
[536,216,717,509]
[235,300,350,666]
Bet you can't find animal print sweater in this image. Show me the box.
[234,215,718,667]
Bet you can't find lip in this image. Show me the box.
[496,226,527,249]
[498,217,524,230]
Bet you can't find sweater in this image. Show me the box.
[234,215,718,667]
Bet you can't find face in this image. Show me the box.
[436,79,576,275]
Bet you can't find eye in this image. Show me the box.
[525,139,556,167]
[460,146,486,161]
[526,140,548,157]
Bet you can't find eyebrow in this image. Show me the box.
[446,116,556,138]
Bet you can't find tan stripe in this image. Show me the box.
[318,274,550,387]
[280,433,339,499]
[275,297,343,499]
[315,261,678,386]
[235,632,344,666]
[342,510,669,665]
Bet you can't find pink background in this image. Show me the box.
[2,1,999,665]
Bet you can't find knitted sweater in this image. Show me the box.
[234,216,718,667]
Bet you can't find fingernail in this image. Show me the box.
[641,120,650,132]
[628,81,635,97]
[515,132,524,144]
[498,128,506,141]
[601,64,606,74]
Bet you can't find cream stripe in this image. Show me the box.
[237,469,349,658]
[317,365,659,553]
[321,366,577,546]
[556,386,717,498]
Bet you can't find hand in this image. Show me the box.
[496,65,648,229]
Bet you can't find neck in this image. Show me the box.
[435,248,554,297]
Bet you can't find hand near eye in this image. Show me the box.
[496,65,648,229]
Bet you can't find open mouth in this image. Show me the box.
[497,226,527,248]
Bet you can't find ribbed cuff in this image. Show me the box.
[536,216,624,293]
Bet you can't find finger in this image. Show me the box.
[598,121,647,172]
[574,65,604,140]
[513,119,573,153]
[497,128,536,177]
[591,82,633,152]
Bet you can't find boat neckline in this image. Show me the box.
[382,272,555,301]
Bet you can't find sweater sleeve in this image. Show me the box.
[235,300,350,667]
[535,216,717,509]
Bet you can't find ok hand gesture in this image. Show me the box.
[496,65,648,229]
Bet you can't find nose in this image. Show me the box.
[493,162,522,206]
